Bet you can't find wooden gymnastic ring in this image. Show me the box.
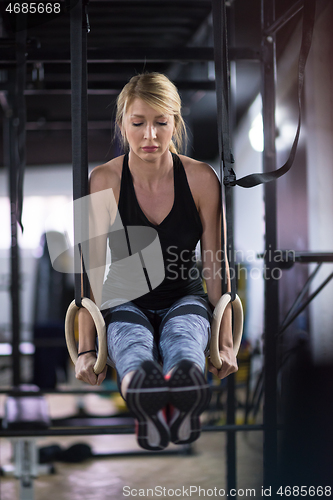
[65,298,107,375]
[209,293,244,370]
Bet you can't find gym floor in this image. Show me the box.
[0,375,263,500]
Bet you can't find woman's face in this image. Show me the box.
[122,98,175,161]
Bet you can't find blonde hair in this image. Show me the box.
[115,72,187,154]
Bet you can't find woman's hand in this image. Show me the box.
[75,352,107,386]
[208,345,238,380]
[208,299,238,379]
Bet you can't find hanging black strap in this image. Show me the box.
[212,0,236,300]
[15,21,27,233]
[229,0,316,189]
[70,0,90,307]
[212,0,316,300]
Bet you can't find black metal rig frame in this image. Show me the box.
[3,0,332,494]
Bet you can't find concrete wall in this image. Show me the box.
[305,0,333,363]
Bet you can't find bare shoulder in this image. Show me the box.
[89,155,124,198]
[178,154,220,203]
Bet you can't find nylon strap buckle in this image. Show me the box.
[223,168,237,187]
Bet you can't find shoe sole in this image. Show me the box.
[126,360,170,451]
[168,360,211,444]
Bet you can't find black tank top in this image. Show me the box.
[106,153,207,310]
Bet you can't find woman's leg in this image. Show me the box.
[159,295,211,375]
[158,296,212,444]
[105,302,169,450]
[105,302,158,385]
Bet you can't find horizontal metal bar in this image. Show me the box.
[25,120,111,131]
[0,47,260,64]
[25,81,215,91]
[0,389,117,395]
[0,423,265,438]
[93,447,191,457]
[0,385,227,396]
[265,0,303,36]
[202,424,264,432]
[0,426,134,437]
[257,251,333,264]
[87,0,212,4]
[0,84,216,94]
[293,252,333,263]
[24,89,119,95]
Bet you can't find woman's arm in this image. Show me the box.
[75,165,118,386]
[197,163,238,379]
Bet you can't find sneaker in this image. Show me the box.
[168,360,211,444]
[126,360,170,451]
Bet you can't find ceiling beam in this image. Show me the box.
[85,0,211,4]
[0,46,260,64]
[0,80,217,93]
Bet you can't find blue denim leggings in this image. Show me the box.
[102,295,212,383]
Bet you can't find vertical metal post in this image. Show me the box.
[7,20,27,387]
[5,102,22,388]
[226,374,236,491]
[261,0,279,490]
[70,0,90,304]
[4,55,25,388]
[212,0,238,489]
[226,4,237,489]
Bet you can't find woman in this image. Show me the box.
[75,73,237,451]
